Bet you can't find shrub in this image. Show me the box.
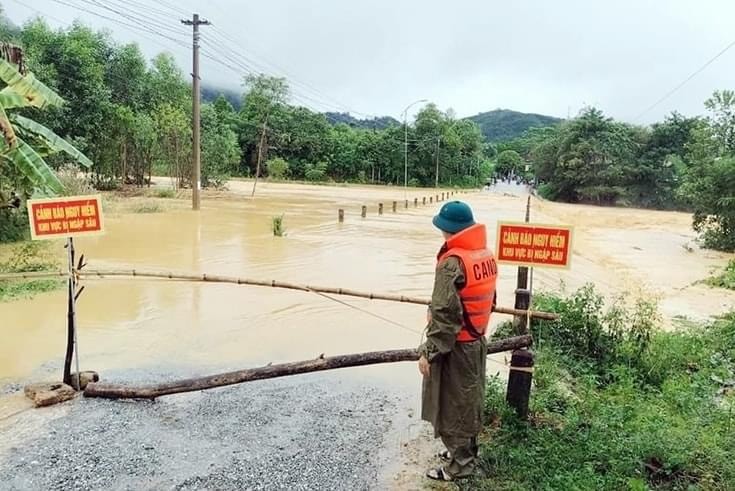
[266,157,289,180]
[57,164,95,196]
[304,162,328,182]
[272,215,285,236]
[0,242,62,301]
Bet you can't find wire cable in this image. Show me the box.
[633,38,735,122]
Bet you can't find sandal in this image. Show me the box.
[426,467,454,482]
[437,450,451,461]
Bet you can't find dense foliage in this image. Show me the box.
[324,112,399,130]
[475,286,735,490]
[0,17,490,198]
[1,12,732,250]
[496,97,735,251]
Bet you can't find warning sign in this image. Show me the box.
[496,222,572,268]
[27,195,105,240]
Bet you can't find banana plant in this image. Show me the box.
[0,57,92,196]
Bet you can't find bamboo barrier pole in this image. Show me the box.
[0,269,560,320]
[0,271,69,280]
[84,334,532,400]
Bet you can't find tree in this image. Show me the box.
[532,107,638,204]
[495,150,523,177]
[0,56,91,196]
[678,91,735,251]
[201,103,240,188]
[634,112,698,208]
[265,157,289,180]
[152,103,190,189]
[239,74,289,178]
[679,156,735,251]
[704,90,735,154]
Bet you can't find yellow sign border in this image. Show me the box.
[495,220,574,270]
[27,194,106,240]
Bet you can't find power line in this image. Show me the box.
[8,0,68,25]
[156,0,192,17]
[113,0,183,21]
[207,24,377,118]
[633,38,735,122]
[47,0,189,50]
[81,0,188,40]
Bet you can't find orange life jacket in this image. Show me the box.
[436,223,498,342]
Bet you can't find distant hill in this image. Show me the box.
[201,85,241,110]
[325,112,400,130]
[467,109,562,142]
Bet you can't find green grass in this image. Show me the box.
[704,260,735,290]
[468,286,735,490]
[132,201,163,213]
[0,241,63,301]
[154,188,176,199]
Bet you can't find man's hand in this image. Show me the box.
[418,356,430,377]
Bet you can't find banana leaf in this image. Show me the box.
[0,59,63,109]
[0,91,31,109]
[0,104,16,148]
[11,114,92,168]
[2,138,64,195]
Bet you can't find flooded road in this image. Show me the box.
[3,180,732,384]
[1,180,733,488]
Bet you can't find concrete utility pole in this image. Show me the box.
[435,135,440,188]
[182,13,210,211]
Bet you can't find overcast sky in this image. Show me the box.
[4,0,735,123]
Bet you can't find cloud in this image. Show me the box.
[6,0,735,123]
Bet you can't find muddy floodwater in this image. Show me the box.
[1,180,734,488]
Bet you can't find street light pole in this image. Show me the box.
[402,99,427,198]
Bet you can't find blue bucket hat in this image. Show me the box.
[432,201,475,234]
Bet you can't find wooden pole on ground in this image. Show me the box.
[404,200,408,209]
[378,203,383,215]
[338,209,344,222]
[422,197,426,205]
[429,197,433,204]
[414,198,418,207]
[84,335,532,400]
[392,201,397,212]
[361,205,367,218]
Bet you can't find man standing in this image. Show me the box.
[419,201,498,482]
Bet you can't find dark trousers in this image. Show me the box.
[441,434,479,478]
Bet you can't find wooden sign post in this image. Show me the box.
[27,195,104,389]
[496,218,573,419]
